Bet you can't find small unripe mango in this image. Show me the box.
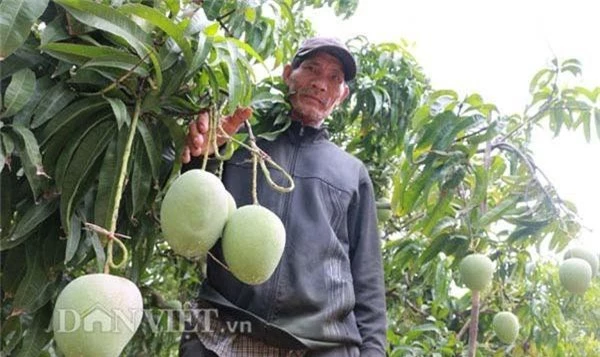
[559,258,592,294]
[564,246,599,278]
[492,311,520,344]
[459,254,494,291]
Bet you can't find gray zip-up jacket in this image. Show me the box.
[184,120,386,356]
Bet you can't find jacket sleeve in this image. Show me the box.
[348,165,387,356]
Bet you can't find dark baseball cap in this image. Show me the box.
[292,37,357,81]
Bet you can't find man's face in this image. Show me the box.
[283,52,350,127]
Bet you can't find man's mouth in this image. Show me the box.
[302,94,326,106]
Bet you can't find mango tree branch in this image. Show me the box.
[96,99,141,273]
[245,121,260,204]
[466,114,494,356]
[467,290,481,357]
[109,99,141,232]
[216,9,236,37]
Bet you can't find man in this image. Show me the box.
[179,37,386,356]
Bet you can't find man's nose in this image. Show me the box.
[310,78,327,91]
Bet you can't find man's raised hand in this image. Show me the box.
[181,107,253,164]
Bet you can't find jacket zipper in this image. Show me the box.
[265,133,301,322]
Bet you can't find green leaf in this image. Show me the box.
[245,7,256,22]
[105,96,130,129]
[42,219,66,270]
[561,65,582,76]
[188,33,213,76]
[529,68,553,94]
[45,109,112,182]
[561,58,581,67]
[158,114,185,184]
[428,89,458,114]
[489,155,507,181]
[0,0,49,59]
[147,47,163,91]
[64,213,81,263]
[419,234,449,265]
[60,120,116,233]
[228,36,267,67]
[464,93,483,108]
[508,224,546,243]
[405,323,442,340]
[421,193,452,236]
[226,50,248,111]
[54,0,152,59]
[432,114,479,151]
[1,316,22,355]
[40,12,70,46]
[185,7,210,36]
[40,42,135,65]
[580,110,591,142]
[0,169,15,239]
[469,165,488,207]
[15,303,53,357]
[119,3,192,64]
[12,244,54,315]
[1,198,58,251]
[399,165,436,214]
[1,41,52,81]
[370,88,383,116]
[1,243,26,293]
[12,75,54,127]
[89,230,106,273]
[204,22,219,36]
[31,82,78,128]
[478,195,520,227]
[0,149,5,173]
[39,96,108,145]
[549,108,565,136]
[82,54,150,77]
[136,119,160,181]
[131,140,152,217]
[165,0,180,17]
[158,59,189,98]
[1,68,36,118]
[11,125,48,198]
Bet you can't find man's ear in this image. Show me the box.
[283,64,293,85]
[338,83,350,103]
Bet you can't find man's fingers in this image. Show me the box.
[197,112,209,134]
[181,146,191,164]
[190,142,204,157]
[231,107,253,127]
[183,107,252,161]
[221,107,253,136]
[188,121,201,147]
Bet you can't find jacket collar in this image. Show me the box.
[286,119,329,143]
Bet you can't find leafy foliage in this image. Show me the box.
[1,0,599,356]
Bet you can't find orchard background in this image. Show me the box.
[1,0,599,356]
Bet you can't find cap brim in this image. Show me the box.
[296,46,357,81]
